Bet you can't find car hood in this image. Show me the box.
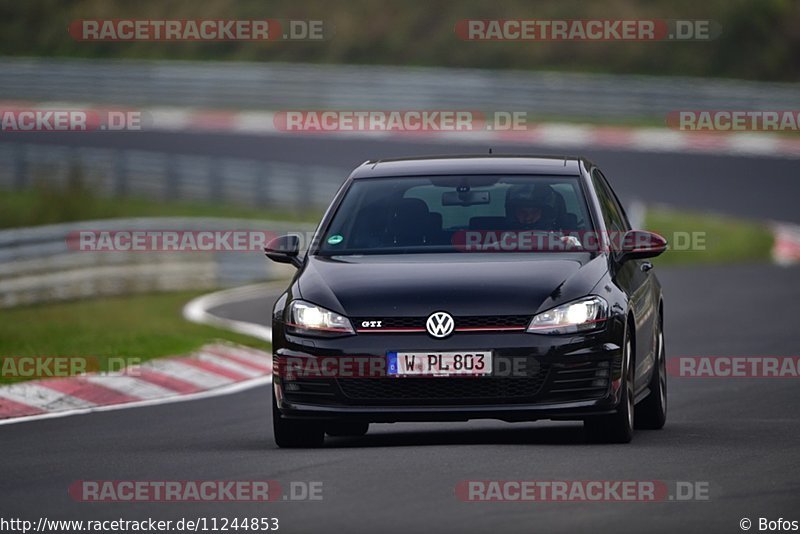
[297,253,608,317]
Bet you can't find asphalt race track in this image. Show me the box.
[1,132,799,533]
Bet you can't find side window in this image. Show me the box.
[591,169,629,233]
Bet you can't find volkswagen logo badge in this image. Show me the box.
[426,311,455,338]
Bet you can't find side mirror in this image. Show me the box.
[265,234,302,268]
[618,230,668,263]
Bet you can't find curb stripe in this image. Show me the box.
[179,357,252,382]
[0,376,271,427]
[82,375,180,400]
[145,359,235,389]
[41,378,139,405]
[0,383,95,411]
[0,397,45,418]
[196,352,266,378]
[203,345,272,372]
[134,369,203,394]
[0,344,272,422]
[772,223,800,265]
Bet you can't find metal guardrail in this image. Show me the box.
[0,218,306,308]
[0,143,346,208]
[3,57,800,120]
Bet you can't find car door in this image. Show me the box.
[591,169,658,392]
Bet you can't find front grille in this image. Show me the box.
[280,356,613,407]
[354,315,530,332]
[456,315,530,328]
[337,366,549,405]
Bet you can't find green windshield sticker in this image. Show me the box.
[327,235,344,245]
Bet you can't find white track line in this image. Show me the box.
[183,282,283,342]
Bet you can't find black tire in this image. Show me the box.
[325,421,370,437]
[272,388,324,448]
[635,313,667,430]
[585,328,634,444]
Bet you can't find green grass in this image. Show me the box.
[0,185,322,229]
[645,207,773,265]
[0,291,271,384]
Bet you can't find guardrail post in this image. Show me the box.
[165,156,179,201]
[209,157,224,203]
[13,144,27,190]
[296,167,310,208]
[256,162,270,207]
[114,149,128,197]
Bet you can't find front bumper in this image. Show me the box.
[273,327,624,423]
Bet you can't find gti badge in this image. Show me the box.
[426,311,455,338]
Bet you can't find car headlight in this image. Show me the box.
[286,300,354,336]
[527,296,608,335]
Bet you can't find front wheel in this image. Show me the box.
[635,315,667,430]
[585,332,634,444]
[272,388,324,448]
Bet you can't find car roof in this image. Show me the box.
[349,155,588,179]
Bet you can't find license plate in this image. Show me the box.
[387,351,492,377]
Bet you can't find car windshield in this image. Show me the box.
[315,175,594,255]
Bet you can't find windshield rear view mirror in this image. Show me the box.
[442,190,490,206]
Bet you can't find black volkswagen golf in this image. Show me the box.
[266,155,668,447]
